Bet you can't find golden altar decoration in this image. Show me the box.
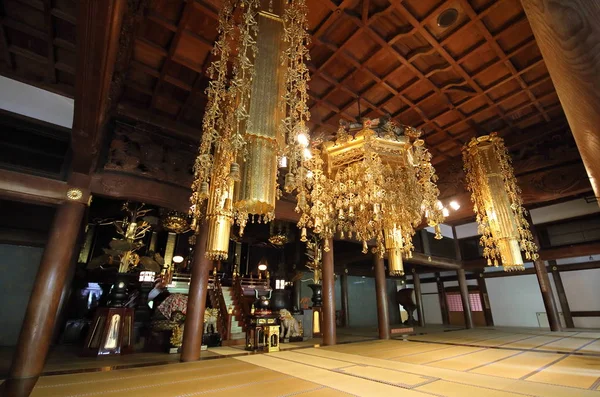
[296,118,444,276]
[189,0,311,260]
[463,133,538,271]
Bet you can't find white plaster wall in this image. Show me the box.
[486,274,547,327]
[423,293,443,324]
[561,269,600,328]
[0,76,74,128]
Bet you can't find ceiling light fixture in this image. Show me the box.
[437,8,458,28]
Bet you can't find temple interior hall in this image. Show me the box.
[1,0,600,396]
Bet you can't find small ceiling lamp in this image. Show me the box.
[172,255,184,264]
[297,118,445,277]
[463,133,538,271]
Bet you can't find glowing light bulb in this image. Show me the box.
[297,133,309,147]
[442,207,450,217]
[258,264,267,271]
[173,255,184,264]
[303,148,312,159]
[449,201,460,210]
[279,156,288,168]
[306,170,314,178]
[436,200,444,210]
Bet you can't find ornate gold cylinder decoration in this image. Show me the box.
[234,2,285,226]
[206,150,235,260]
[385,226,404,276]
[463,133,538,271]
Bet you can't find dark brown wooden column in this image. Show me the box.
[435,272,450,325]
[522,0,600,201]
[549,262,574,328]
[412,269,425,327]
[373,255,390,339]
[322,237,336,345]
[457,269,474,329]
[340,272,350,327]
[476,273,494,326]
[3,200,85,395]
[181,223,212,362]
[527,214,562,331]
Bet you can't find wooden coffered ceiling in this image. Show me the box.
[0,0,592,219]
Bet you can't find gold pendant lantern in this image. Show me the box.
[463,133,538,271]
[189,0,312,260]
[385,226,405,276]
[297,118,445,270]
[234,3,286,227]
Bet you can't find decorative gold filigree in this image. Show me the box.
[297,118,444,275]
[463,133,538,271]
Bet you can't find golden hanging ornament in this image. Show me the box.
[297,118,444,274]
[189,0,312,260]
[463,133,538,271]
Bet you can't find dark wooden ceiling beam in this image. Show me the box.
[43,0,56,84]
[390,0,518,139]
[458,0,549,123]
[340,12,475,147]
[71,0,127,173]
[150,0,204,111]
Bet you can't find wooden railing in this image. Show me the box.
[232,276,251,330]
[211,277,229,340]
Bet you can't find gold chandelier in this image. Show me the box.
[296,118,444,276]
[189,0,311,260]
[463,133,538,271]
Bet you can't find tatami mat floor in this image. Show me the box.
[5,328,600,396]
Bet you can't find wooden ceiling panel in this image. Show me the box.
[403,79,434,102]
[459,44,496,74]
[327,88,354,109]
[403,0,447,20]
[363,48,401,76]
[184,4,219,41]
[139,19,174,48]
[442,25,484,60]
[473,61,511,89]
[4,0,45,27]
[174,33,211,67]
[495,18,533,53]
[54,17,76,43]
[486,80,521,103]
[361,85,390,106]
[434,109,463,128]
[344,31,379,62]
[150,0,186,23]
[133,39,167,70]
[166,61,198,88]
[480,0,523,32]
[385,67,417,91]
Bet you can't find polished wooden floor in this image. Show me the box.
[4,328,600,396]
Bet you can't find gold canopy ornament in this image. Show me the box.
[189,0,311,260]
[296,118,445,276]
[463,133,538,271]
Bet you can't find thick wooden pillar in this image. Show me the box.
[181,223,212,362]
[412,269,425,327]
[340,272,350,327]
[373,255,390,339]
[3,200,85,396]
[322,238,336,345]
[522,0,600,202]
[435,272,450,325]
[457,269,474,329]
[526,214,562,331]
[476,273,494,326]
[549,261,574,328]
